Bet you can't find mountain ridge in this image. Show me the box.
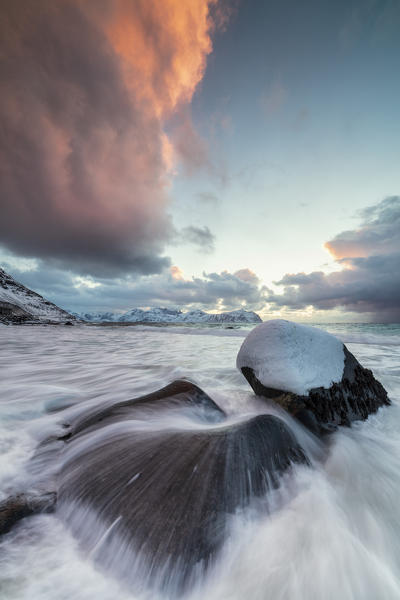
[0,268,262,325]
[75,307,262,324]
[0,268,75,324]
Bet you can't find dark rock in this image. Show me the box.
[0,492,57,536]
[0,300,31,320]
[59,379,226,439]
[64,321,74,326]
[58,408,308,594]
[240,346,390,434]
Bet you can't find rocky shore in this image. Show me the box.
[0,319,391,595]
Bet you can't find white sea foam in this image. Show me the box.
[0,323,399,600]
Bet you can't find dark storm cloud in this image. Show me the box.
[325,196,400,259]
[268,197,400,321]
[0,0,220,277]
[5,262,268,314]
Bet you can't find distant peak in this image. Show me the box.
[77,307,262,324]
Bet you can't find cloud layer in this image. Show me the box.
[268,196,400,321]
[6,262,268,314]
[0,0,220,276]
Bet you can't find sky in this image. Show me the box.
[1,0,399,322]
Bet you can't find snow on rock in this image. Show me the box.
[237,319,390,433]
[237,319,345,395]
[0,268,75,323]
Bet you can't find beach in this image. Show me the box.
[0,322,399,599]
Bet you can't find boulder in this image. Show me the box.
[55,380,308,594]
[237,320,390,434]
[58,379,226,439]
[0,492,56,536]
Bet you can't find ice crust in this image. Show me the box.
[237,319,345,395]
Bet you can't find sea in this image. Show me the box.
[0,322,400,600]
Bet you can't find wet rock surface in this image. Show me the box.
[55,380,308,593]
[59,379,226,440]
[0,492,57,535]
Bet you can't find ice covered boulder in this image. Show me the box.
[237,320,390,433]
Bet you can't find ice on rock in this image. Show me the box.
[236,319,345,396]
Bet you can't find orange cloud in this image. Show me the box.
[234,268,260,284]
[98,0,219,174]
[99,0,216,118]
[324,239,370,260]
[0,0,225,276]
[170,265,184,280]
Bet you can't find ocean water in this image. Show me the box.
[0,322,399,600]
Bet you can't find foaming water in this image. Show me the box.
[0,323,399,599]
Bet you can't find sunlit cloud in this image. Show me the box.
[268,197,400,321]
[73,276,102,289]
[170,266,184,281]
[234,268,260,284]
[325,196,400,260]
[0,0,226,277]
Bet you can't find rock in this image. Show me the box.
[59,380,226,439]
[237,320,390,433]
[53,380,308,594]
[0,492,57,536]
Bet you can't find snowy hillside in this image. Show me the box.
[118,308,182,323]
[0,268,75,323]
[77,307,262,324]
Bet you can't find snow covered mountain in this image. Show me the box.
[118,308,181,323]
[0,268,75,324]
[189,309,262,324]
[0,267,262,326]
[77,307,262,324]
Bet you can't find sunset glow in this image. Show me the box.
[1,0,399,321]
